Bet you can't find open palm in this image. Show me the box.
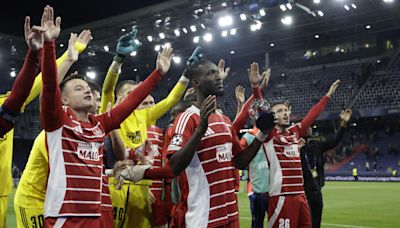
[24,16,46,51]
[248,62,263,87]
[156,47,173,75]
[41,6,61,41]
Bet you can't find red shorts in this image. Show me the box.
[268,194,311,228]
[45,216,101,227]
[100,210,113,228]
[151,193,168,226]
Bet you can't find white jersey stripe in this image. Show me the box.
[66,188,101,192]
[209,178,235,187]
[210,189,235,199]
[147,131,163,136]
[282,183,304,187]
[209,200,237,211]
[200,158,217,165]
[208,211,239,224]
[197,143,230,154]
[176,111,194,134]
[63,200,101,204]
[281,168,302,171]
[66,175,101,180]
[208,122,232,127]
[205,166,235,176]
[201,132,232,141]
[65,162,102,169]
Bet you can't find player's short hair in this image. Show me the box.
[271,100,290,109]
[185,59,213,80]
[59,73,87,93]
[115,80,138,96]
[87,80,101,94]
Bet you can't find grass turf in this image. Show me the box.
[7,181,400,227]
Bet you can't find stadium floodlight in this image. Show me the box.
[218,15,233,27]
[366,25,371,29]
[121,28,126,32]
[230,50,235,54]
[190,25,197,32]
[315,34,320,39]
[203,33,213,42]
[10,70,16,77]
[280,4,287,11]
[344,5,350,11]
[159,32,166,39]
[286,3,293,10]
[59,43,64,48]
[154,45,161,51]
[130,51,137,56]
[86,71,96,79]
[259,8,266,16]
[250,24,257,31]
[134,39,140,45]
[182,28,188,34]
[147,35,153,42]
[383,0,394,3]
[270,43,275,47]
[313,0,320,3]
[193,36,200,43]
[281,16,293,25]
[221,2,227,7]
[230,28,237,35]
[351,3,357,9]
[221,30,228,37]
[103,45,109,52]
[173,56,181,64]
[317,10,324,16]
[133,68,138,72]
[240,13,247,21]
[174,29,180,37]
[201,24,206,29]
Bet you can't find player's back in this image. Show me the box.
[263,125,304,196]
[15,131,48,208]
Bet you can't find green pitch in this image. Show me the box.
[7,181,400,228]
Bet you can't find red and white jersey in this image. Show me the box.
[100,166,112,212]
[148,125,164,195]
[44,107,109,217]
[167,105,241,228]
[263,124,305,197]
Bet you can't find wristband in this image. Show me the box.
[113,53,126,64]
[255,130,268,142]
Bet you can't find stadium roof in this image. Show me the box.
[1,0,400,92]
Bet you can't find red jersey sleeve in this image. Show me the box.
[166,111,197,156]
[40,41,65,131]
[298,96,330,137]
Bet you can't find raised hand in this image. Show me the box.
[248,62,264,88]
[340,109,352,124]
[259,69,271,90]
[74,29,93,53]
[66,33,79,62]
[218,59,230,80]
[198,95,217,134]
[156,47,173,75]
[24,16,46,51]
[186,46,205,67]
[235,85,245,104]
[326,80,341,97]
[116,27,140,56]
[41,5,61,42]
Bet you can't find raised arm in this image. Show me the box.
[24,30,91,108]
[100,27,140,113]
[99,47,173,132]
[0,17,45,136]
[232,64,270,133]
[321,109,351,151]
[299,80,340,136]
[40,6,64,131]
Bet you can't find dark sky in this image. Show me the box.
[0,0,168,36]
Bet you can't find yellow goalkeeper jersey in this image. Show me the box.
[14,131,48,208]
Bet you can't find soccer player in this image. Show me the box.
[14,31,93,228]
[262,80,341,228]
[114,61,275,228]
[101,36,201,228]
[300,109,352,228]
[38,5,173,227]
[0,15,55,227]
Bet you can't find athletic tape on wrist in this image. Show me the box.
[255,131,268,142]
